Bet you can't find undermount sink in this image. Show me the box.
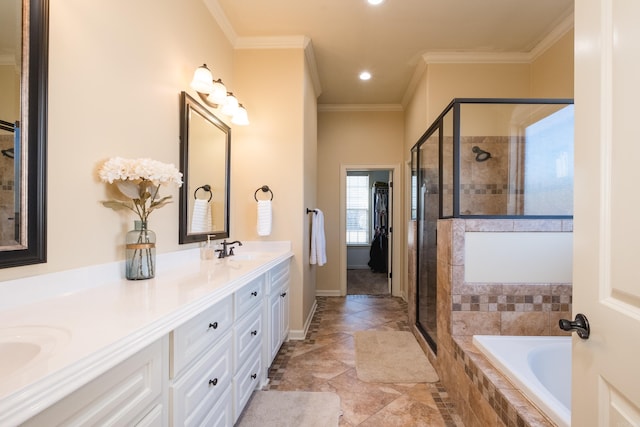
[229,252,261,261]
[0,326,70,378]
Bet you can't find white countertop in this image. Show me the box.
[0,241,293,426]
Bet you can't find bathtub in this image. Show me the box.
[472,335,571,427]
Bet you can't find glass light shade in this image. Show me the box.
[221,92,239,116]
[190,64,214,94]
[232,104,249,126]
[207,79,227,105]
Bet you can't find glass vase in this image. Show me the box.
[126,220,156,280]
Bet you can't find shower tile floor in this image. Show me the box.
[266,296,464,426]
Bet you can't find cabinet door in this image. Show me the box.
[23,337,168,427]
[279,285,289,344]
[268,290,282,364]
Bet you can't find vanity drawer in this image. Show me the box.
[234,275,264,320]
[233,345,262,423]
[171,293,233,377]
[170,331,233,427]
[233,307,263,371]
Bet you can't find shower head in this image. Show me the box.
[472,146,491,162]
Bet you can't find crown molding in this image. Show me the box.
[422,51,532,64]
[203,0,237,45]
[318,104,403,112]
[235,35,308,49]
[528,12,574,61]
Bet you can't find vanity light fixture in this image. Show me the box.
[359,71,372,80]
[232,104,249,126]
[189,64,249,125]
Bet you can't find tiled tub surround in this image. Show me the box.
[0,241,293,425]
[409,218,573,426]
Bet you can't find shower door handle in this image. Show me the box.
[559,313,590,339]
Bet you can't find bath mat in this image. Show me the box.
[354,330,439,383]
[236,391,342,427]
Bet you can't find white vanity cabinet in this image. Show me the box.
[22,337,168,427]
[3,245,293,427]
[266,260,290,366]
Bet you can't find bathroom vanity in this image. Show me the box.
[0,242,293,426]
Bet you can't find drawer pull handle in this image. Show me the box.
[251,291,258,297]
[209,378,218,386]
[281,292,287,297]
[251,373,257,380]
[209,322,218,329]
[251,330,258,336]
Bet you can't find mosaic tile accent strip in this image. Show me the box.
[452,292,572,312]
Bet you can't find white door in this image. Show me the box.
[573,0,640,425]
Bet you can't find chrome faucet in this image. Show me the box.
[215,240,243,258]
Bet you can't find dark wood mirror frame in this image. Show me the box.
[178,91,231,244]
[0,0,48,268]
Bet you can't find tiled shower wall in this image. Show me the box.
[410,218,573,426]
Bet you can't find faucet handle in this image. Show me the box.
[229,247,236,256]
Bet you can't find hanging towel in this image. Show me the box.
[257,200,272,236]
[310,208,327,266]
[191,199,211,233]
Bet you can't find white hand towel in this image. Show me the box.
[191,199,211,233]
[310,208,326,266]
[257,200,272,236]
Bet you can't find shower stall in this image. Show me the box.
[410,98,574,352]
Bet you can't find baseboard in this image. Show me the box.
[316,289,341,297]
[288,299,317,340]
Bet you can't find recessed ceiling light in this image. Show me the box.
[367,0,384,5]
[359,71,372,81]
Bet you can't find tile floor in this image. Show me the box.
[266,296,465,426]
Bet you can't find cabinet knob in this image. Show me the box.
[251,373,257,380]
[209,378,218,386]
[209,322,218,329]
[280,292,287,297]
[251,291,258,297]
[251,330,258,336]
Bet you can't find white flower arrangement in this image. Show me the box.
[99,157,183,223]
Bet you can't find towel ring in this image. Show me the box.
[194,184,212,202]
[254,185,273,202]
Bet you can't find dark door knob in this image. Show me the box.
[559,313,590,339]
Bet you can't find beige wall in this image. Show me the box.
[426,63,532,125]
[531,30,575,98]
[316,110,404,295]
[0,0,238,282]
[0,66,19,122]
[232,47,318,334]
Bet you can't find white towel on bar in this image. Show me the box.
[191,199,211,233]
[310,208,326,266]
[257,200,272,236]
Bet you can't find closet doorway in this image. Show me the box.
[340,166,395,296]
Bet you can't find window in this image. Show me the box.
[346,175,370,244]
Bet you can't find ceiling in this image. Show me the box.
[210,0,574,107]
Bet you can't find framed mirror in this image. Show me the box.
[178,92,230,244]
[0,0,48,268]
